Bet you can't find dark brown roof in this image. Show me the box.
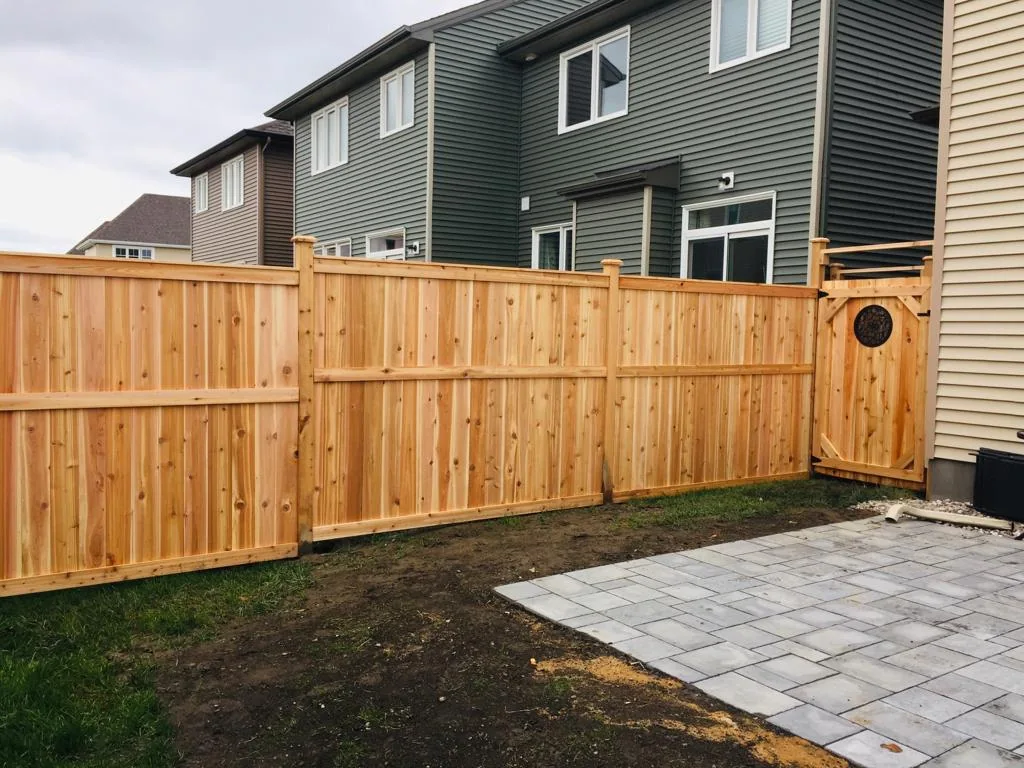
[69,194,190,254]
[170,120,294,177]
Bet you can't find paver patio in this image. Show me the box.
[497,516,1024,767]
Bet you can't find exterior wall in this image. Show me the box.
[516,0,822,283]
[649,187,677,276]
[573,190,645,273]
[823,0,943,260]
[84,243,192,263]
[294,50,430,259]
[431,0,591,266]
[191,145,260,265]
[262,142,295,267]
[927,0,1024,497]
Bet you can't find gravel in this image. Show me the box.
[851,498,1019,538]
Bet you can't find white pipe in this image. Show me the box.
[884,503,1012,531]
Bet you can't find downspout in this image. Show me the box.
[807,0,836,283]
[258,136,271,265]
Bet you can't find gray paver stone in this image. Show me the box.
[611,635,685,663]
[923,672,1008,707]
[711,624,781,650]
[695,672,801,716]
[845,700,969,756]
[824,652,928,693]
[636,618,719,651]
[874,620,953,646]
[671,642,768,677]
[884,644,977,678]
[940,613,1023,641]
[577,620,644,644]
[647,657,706,684]
[749,615,816,639]
[796,627,881,656]
[571,591,632,612]
[828,731,930,768]
[790,673,889,714]
[604,600,681,627]
[921,739,1024,768]
[756,654,836,685]
[533,574,597,597]
[769,704,863,746]
[494,582,549,601]
[883,688,974,723]
[519,593,593,621]
[945,710,1024,750]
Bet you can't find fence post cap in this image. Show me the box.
[810,237,831,244]
[292,235,317,245]
[601,259,623,268]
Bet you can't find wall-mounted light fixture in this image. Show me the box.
[407,241,421,257]
[718,171,735,192]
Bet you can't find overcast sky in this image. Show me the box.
[0,0,470,253]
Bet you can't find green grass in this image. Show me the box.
[624,478,911,529]
[0,561,311,768]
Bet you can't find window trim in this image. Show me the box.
[379,61,416,138]
[709,0,793,74]
[314,239,353,258]
[311,97,350,175]
[680,191,777,283]
[558,26,631,135]
[194,172,209,213]
[365,228,407,260]
[113,245,155,261]
[221,154,245,211]
[531,223,574,271]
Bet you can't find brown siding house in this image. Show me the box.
[171,121,294,266]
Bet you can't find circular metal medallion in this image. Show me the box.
[854,305,894,348]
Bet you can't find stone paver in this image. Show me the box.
[498,517,1024,764]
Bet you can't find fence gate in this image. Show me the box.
[811,242,933,490]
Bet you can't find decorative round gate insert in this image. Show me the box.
[854,305,894,348]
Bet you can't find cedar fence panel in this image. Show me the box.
[0,254,300,596]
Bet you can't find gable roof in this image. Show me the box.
[68,194,190,254]
[265,0,546,121]
[171,120,294,178]
[498,0,667,61]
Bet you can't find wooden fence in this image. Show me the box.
[0,243,817,595]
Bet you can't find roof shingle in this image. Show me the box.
[69,194,190,254]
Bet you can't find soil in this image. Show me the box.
[157,504,869,768]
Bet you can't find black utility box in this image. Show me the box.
[974,448,1024,522]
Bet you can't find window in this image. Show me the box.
[311,98,349,174]
[532,223,574,270]
[681,192,776,283]
[114,246,154,260]
[380,62,415,137]
[366,229,406,260]
[194,173,209,213]
[559,27,630,134]
[711,0,791,71]
[314,240,352,258]
[221,155,244,210]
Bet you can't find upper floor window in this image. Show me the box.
[221,155,244,210]
[194,173,209,213]
[711,0,791,72]
[380,62,415,137]
[366,228,406,259]
[559,27,630,134]
[312,98,349,174]
[114,246,154,260]
[314,239,352,258]
[681,192,776,283]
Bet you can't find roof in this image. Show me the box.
[910,105,940,127]
[171,120,294,177]
[265,0,542,120]
[558,158,679,200]
[498,0,669,61]
[68,194,190,254]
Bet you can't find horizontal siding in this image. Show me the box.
[294,50,430,259]
[933,0,1024,464]
[191,145,260,265]
[262,142,294,267]
[649,187,677,277]
[574,190,645,273]
[432,0,590,266]
[517,0,821,284]
[823,0,943,263]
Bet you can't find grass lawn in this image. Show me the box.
[0,478,907,768]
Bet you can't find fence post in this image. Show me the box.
[601,259,623,505]
[808,238,830,480]
[809,237,830,288]
[294,235,317,553]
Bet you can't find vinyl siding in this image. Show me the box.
[574,190,645,273]
[823,0,943,262]
[262,141,295,267]
[294,50,430,259]
[86,243,192,263]
[431,0,591,266]
[191,145,260,265]
[932,0,1024,465]
[517,0,821,284]
[649,187,677,276]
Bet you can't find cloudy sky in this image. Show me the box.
[0,0,470,253]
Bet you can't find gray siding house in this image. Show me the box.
[267,0,942,284]
[171,121,295,266]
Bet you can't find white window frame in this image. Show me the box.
[194,172,209,213]
[221,154,244,211]
[709,0,793,73]
[314,239,353,258]
[680,191,777,283]
[365,228,407,260]
[114,245,154,261]
[311,97,349,175]
[379,61,416,138]
[531,223,574,270]
[558,26,631,135]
